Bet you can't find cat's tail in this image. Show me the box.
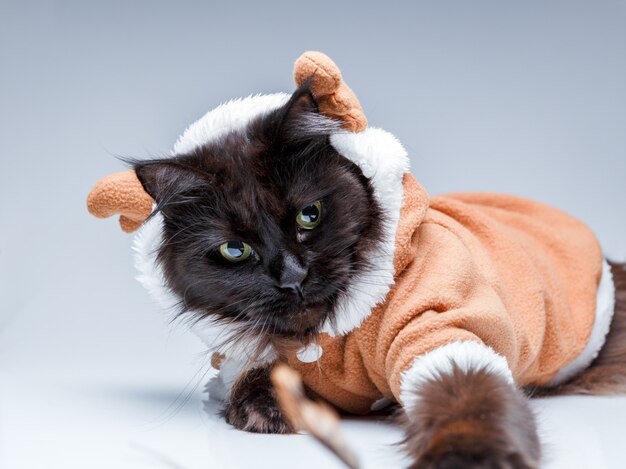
[541,261,626,396]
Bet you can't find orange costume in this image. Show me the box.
[286,174,612,413]
[87,52,615,414]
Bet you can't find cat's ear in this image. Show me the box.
[284,82,319,118]
[134,160,207,205]
[278,82,319,133]
[276,82,339,142]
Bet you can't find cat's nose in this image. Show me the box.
[279,253,308,297]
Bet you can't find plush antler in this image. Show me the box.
[86,171,153,233]
[87,51,367,233]
[293,51,367,132]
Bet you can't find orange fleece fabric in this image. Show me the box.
[287,174,603,414]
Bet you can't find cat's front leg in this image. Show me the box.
[222,366,294,434]
[401,363,540,469]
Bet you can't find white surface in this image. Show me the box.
[1,367,408,469]
[3,357,626,468]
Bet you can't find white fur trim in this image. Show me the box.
[321,129,409,336]
[132,212,277,365]
[173,93,290,154]
[132,210,177,311]
[205,356,247,402]
[399,341,514,412]
[192,318,277,364]
[548,259,616,386]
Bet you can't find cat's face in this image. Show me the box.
[134,86,382,344]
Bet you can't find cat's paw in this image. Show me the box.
[409,425,538,469]
[223,395,292,434]
[402,366,540,469]
[222,367,293,434]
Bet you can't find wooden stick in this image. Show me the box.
[271,364,361,469]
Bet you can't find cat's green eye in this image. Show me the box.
[296,201,322,230]
[219,241,252,262]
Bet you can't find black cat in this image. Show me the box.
[127,82,626,469]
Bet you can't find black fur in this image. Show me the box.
[133,85,383,349]
[222,366,293,434]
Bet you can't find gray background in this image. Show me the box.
[1,1,625,468]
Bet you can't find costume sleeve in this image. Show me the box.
[377,223,518,402]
